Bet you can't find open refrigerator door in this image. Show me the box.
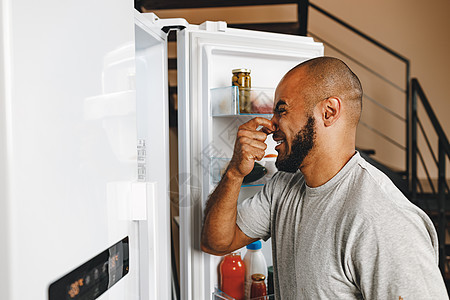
[0,2,164,300]
[134,11,189,300]
[176,19,324,300]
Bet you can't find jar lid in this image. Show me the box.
[251,273,266,281]
[232,68,251,74]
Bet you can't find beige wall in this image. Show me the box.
[149,1,450,179]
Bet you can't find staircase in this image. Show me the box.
[136,0,450,289]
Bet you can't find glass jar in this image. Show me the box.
[232,68,251,114]
[250,273,268,300]
[220,252,246,300]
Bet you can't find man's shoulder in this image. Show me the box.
[343,155,430,227]
[346,155,405,202]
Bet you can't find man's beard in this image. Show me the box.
[275,116,316,173]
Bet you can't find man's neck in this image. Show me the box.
[300,146,356,188]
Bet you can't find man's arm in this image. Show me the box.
[201,117,274,255]
[200,171,257,255]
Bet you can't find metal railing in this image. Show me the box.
[307,2,411,182]
[411,78,450,273]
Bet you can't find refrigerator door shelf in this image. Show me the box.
[211,86,275,117]
[212,288,275,300]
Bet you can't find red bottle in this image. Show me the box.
[220,252,246,300]
[250,273,268,300]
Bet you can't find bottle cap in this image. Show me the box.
[251,273,266,281]
[232,68,251,74]
[246,240,262,250]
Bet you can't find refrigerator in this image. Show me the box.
[0,2,323,299]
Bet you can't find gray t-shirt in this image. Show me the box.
[237,152,448,299]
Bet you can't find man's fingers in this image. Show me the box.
[261,126,274,135]
[239,117,274,132]
[241,146,266,162]
[230,117,273,178]
[237,129,268,142]
[253,149,266,161]
[238,137,268,151]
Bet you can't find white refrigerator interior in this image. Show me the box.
[174,16,324,299]
[0,2,322,299]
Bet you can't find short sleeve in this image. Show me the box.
[236,173,281,241]
[349,210,448,299]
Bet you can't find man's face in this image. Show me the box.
[271,71,317,172]
[275,116,316,172]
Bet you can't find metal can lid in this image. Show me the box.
[251,273,266,281]
[232,68,251,74]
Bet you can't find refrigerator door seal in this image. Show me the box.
[134,11,186,300]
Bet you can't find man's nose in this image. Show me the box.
[270,115,279,131]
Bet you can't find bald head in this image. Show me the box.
[285,56,363,127]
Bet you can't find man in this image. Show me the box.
[201,57,448,299]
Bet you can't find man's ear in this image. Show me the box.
[321,97,341,127]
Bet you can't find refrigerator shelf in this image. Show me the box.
[213,288,275,299]
[211,86,275,117]
[210,157,277,187]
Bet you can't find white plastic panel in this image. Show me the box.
[134,12,172,300]
[0,1,139,299]
[0,0,12,297]
[177,23,323,300]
